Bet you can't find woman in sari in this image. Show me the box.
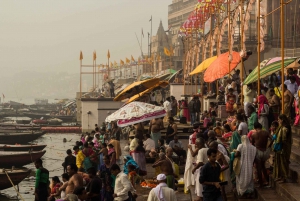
[92,133,100,149]
[82,142,96,171]
[131,140,147,176]
[226,88,236,113]
[235,136,256,198]
[273,114,292,183]
[99,155,114,201]
[98,143,108,168]
[123,155,139,175]
[294,86,300,126]
[258,95,269,131]
[107,143,116,167]
[181,97,190,122]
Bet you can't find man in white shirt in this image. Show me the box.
[284,76,298,95]
[237,114,248,135]
[192,138,209,200]
[144,134,155,155]
[163,97,172,122]
[147,174,177,201]
[111,164,134,201]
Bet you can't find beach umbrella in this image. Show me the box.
[126,81,169,104]
[189,56,217,75]
[243,57,297,85]
[113,78,160,101]
[204,51,241,83]
[105,101,166,127]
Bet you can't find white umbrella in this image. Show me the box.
[105,101,166,127]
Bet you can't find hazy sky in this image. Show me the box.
[0,0,170,77]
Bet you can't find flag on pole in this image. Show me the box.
[114,61,118,67]
[120,59,125,65]
[157,54,161,61]
[126,57,130,64]
[107,50,110,59]
[149,16,152,22]
[164,47,171,56]
[131,55,135,62]
[2,93,5,99]
[142,28,144,38]
[151,54,154,62]
[79,51,83,60]
[169,46,174,56]
[110,62,113,68]
[93,51,97,60]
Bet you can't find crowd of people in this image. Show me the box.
[32,68,300,201]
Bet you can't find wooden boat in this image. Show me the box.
[0,168,31,190]
[0,150,46,167]
[0,131,46,144]
[22,112,75,122]
[32,119,48,124]
[0,144,47,152]
[0,123,41,130]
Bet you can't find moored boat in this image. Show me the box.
[0,168,31,190]
[0,144,47,152]
[0,131,46,144]
[0,150,46,167]
[32,119,48,124]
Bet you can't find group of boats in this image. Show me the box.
[0,123,47,191]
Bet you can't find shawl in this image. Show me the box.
[258,95,269,117]
[153,183,168,201]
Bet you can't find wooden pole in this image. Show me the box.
[228,0,231,78]
[281,0,285,113]
[257,0,261,95]
[240,0,244,104]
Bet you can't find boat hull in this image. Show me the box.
[0,150,46,167]
[0,168,31,190]
[0,132,45,144]
[0,144,46,152]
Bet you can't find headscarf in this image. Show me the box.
[258,95,269,117]
[123,155,139,174]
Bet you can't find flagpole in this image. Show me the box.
[93,53,95,91]
[80,52,82,98]
[228,0,231,78]
[150,15,152,57]
[240,0,244,105]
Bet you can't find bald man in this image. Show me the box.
[152,150,176,190]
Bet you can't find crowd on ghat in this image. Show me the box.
[33,68,300,201]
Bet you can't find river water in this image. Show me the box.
[0,133,80,200]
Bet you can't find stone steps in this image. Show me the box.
[291,146,300,164]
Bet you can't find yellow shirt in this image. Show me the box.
[274,87,282,98]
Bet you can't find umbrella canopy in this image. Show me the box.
[126,81,169,104]
[243,57,297,85]
[114,78,160,101]
[105,101,166,127]
[286,58,300,69]
[204,51,241,83]
[189,56,217,75]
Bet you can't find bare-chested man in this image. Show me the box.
[148,118,164,148]
[252,122,272,187]
[269,88,280,120]
[282,84,293,118]
[152,148,176,190]
[65,164,83,195]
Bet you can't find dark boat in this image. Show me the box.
[22,112,75,122]
[0,168,31,190]
[0,131,46,144]
[0,144,47,151]
[0,123,41,130]
[0,150,46,167]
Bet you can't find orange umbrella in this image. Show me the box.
[204,51,241,83]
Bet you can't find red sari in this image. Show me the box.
[181,101,190,121]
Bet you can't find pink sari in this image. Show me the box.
[294,100,300,126]
[181,101,190,121]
